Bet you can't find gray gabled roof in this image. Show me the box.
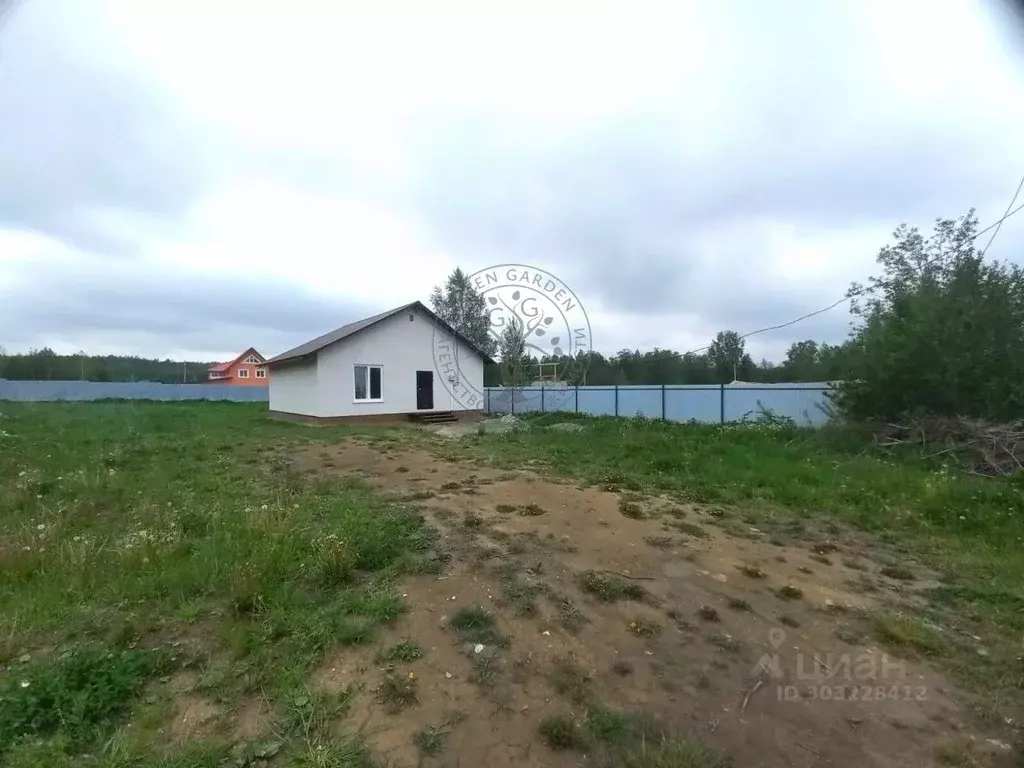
[266,300,495,366]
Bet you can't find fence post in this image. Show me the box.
[661,384,666,420]
[485,388,490,414]
[575,385,579,414]
[541,385,545,413]
[511,387,515,415]
[614,385,619,417]
[719,383,725,424]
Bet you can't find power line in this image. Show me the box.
[981,175,1024,256]
[685,198,1024,356]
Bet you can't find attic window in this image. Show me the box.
[244,355,261,364]
[408,313,414,321]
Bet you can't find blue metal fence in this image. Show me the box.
[0,380,269,402]
[484,383,833,426]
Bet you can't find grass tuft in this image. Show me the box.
[618,498,645,519]
[376,671,419,713]
[628,619,662,637]
[672,521,709,538]
[291,738,373,768]
[449,605,508,647]
[880,564,916,581]
[415,711,465,757]
[643,535,675,549]
[518,503,547,516]
[549,658,592,703]
[378,640,424,663]
[873,614,946,657]
[578,570,649,603]
[697,604,720,622]
[538,714,587,751]
[775,585,804,601]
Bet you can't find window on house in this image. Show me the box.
[238,368,249,378]
[255,369,267,379]
[244,355,261,364]
[354,365,382,401]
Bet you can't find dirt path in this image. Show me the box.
[292,437,1011,767]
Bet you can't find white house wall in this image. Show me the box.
[315,307,485,417]
[268,359,320,416]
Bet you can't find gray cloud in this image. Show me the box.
[405,105,1019,326]
[0,2,220,253]
[397,2,1023,341]
[0,259,378,359]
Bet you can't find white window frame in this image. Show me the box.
[353,364,383,403]
[255,368,267,379]
[237,368,249,378]
[244,355,262,364]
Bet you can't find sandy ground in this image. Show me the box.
[234,435,1017,767]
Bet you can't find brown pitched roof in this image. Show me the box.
[265,301,495,366]
[208,347,264,372]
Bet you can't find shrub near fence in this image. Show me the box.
[484,383,832,426]
[0,380,269,403]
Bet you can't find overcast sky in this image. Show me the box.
[2,0,1023,363]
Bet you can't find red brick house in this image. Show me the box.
[206,348,268,386]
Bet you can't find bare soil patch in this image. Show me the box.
[288,437,1014,767]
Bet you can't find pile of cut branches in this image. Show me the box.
[874,416,1024,477]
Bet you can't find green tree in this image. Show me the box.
[429,268,498,358]
[781,340,821,381]
[497,316,533,386]
[835,210,1024,421]
[707,331,753,382]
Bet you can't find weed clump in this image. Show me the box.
[377,672,419,713]
[618,498,645,519]
[538,714,587,751]
[518,503,547,516]
[776,585,804,601]
[449,605,508,647]
[673,521,709,538]
[880,565,916,581]
[549,658,592,703]
[578,570,649,603]
[0,646,167,757]
[628,619,662,638]
[643,535,674,549]
[415,711,465,756]
[549,593,588,633]
[873,614,945,656]
[378,640,424,663]
[698,604,720,622]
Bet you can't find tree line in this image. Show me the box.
[433,209,1024,422]
[479,340,850,387]
[429,268,849,387]
[0,348,216,384]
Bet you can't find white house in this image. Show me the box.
[265,301,493,423]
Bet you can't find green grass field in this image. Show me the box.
[0,402,425,766]
[2,402,1022,765]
